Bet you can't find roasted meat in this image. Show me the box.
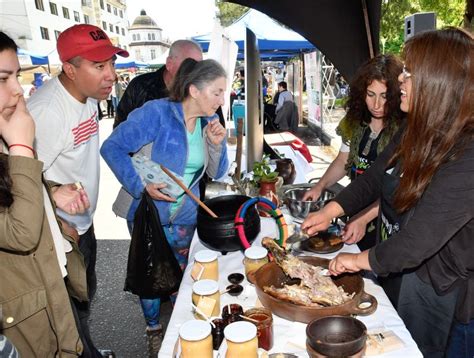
[261,237,353,306]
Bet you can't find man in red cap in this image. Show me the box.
[27,24,128,358]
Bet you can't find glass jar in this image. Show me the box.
[224,321,258,358]
[192,279,220,319]
[244,307,274,351]
[243,246,269,283]
[193,250,219,281]
[179,320,213,358]
[221,304,244,326]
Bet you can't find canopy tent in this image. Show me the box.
[17,48,49,69]
[115,56,149,69]
[227,0,381,81]
[193,9,315,59]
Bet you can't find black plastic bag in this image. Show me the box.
[124,192,183,298]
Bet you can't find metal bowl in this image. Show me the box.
[283,186,335,220]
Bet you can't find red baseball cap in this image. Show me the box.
[57,24,129,63]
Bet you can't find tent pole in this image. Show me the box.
[361,0,375,59]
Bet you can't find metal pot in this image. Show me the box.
[283,185,335,220]
[254,256,377,323]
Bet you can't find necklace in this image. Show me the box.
[361,129,380,157]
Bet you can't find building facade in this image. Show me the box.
[0,0,128,62]
[128,9,170,63]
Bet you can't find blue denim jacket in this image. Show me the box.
[100,98,228,225]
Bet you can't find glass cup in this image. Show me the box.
[192,279,220,319]
[193,250,219,281]
[244,307,274,351]
[224,321,258,358]
[243,246,269,284]
[179,320,213,358]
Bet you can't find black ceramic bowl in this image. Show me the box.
[306,316,367,357]
[197,195,260,254]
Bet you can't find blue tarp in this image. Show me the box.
[17,48,49,66]
[193,9,315,58]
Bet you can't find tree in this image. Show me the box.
[380,0,466,55]
[215,1,248,26]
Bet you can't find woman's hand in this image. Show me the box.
[328,251,370,276]
[145,183,177,202]
[301,201,344,236]
[52,183,90,215]
[302,184,323,201]
[0,97,35,150]
[341,217,368,244]
[206,119,226,145]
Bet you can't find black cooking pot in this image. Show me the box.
[197,195,260,254]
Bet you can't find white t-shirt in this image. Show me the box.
[28,77,100,235]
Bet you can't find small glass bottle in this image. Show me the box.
[192,279,220,319]
[243,246,269,283]
[179,320,213,358]
[224,321,258,358]
[193,250,219,281]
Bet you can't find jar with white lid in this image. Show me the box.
[193,250,218,281]
[179,320,212,357]
[192,279,220,319]
[243,246,269,283]
[224,321,258,357]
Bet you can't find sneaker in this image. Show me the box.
[146,325,163,358]
[98,349,116,358]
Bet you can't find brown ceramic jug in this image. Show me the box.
[275,158,296,185]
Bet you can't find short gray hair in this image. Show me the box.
[169,58,226,102]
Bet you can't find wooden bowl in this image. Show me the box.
[254,256,377,323]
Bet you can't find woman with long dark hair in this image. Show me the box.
[0,31,89,356]
[303,28,474,357]
[303,54,403,250]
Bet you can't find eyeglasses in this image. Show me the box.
[402,65,412,81]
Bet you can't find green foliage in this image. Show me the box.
[380,0,466,55]
[215,1,248,26]
[252,154,278,184]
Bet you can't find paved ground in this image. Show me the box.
[89,110,345,357]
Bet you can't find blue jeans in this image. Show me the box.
[127,221,195,329]
[447,319,474,358]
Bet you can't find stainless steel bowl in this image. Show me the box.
[283,186,335,220]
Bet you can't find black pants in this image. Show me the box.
[72,225,101,358]
[397,271,458,357]
[106,100,114,117]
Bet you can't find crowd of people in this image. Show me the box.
[0,19,472,358]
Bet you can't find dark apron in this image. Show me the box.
[376,164,405,308]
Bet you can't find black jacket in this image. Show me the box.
[335,129,474,324]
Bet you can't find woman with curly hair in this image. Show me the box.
[304,54,403,250]
[304,28,474,357]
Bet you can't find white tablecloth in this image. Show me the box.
[158,216,422,357]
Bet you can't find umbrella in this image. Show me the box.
[17,48,49,67]
[226,0,381,81]
[115,56,149,69]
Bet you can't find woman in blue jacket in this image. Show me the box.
[101,58,228,353]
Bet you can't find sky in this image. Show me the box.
[125,0,219,41]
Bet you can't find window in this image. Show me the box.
[121,28,125,36]
[49,2,58,15]
[99,0,104,9]
[106,4,111,12]
[147,33,155,41]
[74,11,80,22]
[109,24,113,32]
[40,26,49,40]
[102,21,107,30]
[115,26,119,34]
[135,49,140,59]
[113,7,117,15]
[35,0,44,11]
[54,30,61,40]
[84,15,90,24]
[62,6,69,19]
[150,49,156,60]
[119,9,123,18]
